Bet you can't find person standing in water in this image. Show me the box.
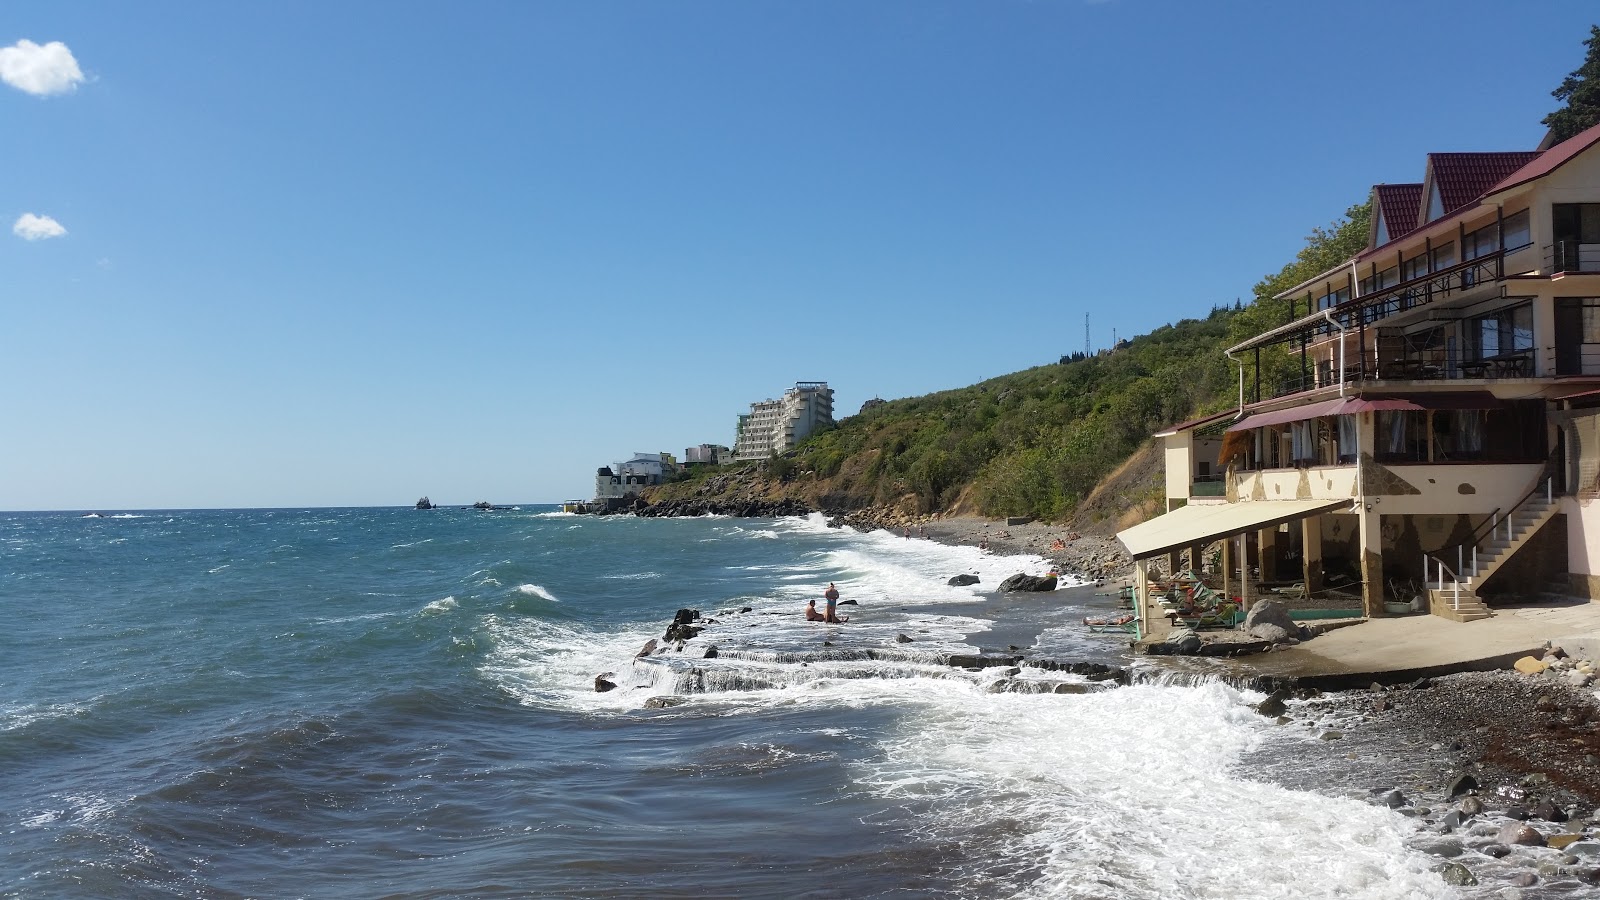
[824,583,846,623]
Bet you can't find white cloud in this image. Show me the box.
[13,213,68,240]
[0,40,85,96]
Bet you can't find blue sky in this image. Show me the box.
[4,1,1596,510]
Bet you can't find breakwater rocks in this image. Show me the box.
[616,497,815,518]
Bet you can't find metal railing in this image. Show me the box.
[1547,241,1600,274]
[1423,448,1562,598]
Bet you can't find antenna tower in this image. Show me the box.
[1084,314,1090,357]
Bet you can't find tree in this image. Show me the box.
[1543,25,1600,143]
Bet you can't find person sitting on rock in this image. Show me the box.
[805,598,826,622]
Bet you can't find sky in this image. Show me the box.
[4,1,1597,510]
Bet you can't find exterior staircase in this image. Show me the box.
[1426,495,1560,623]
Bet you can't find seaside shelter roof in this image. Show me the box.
[1225,392,1504,432]
[1117,499,1348,561]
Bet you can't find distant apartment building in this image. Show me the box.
[684,444,734,466]
[593,452,680,508]
[733,382,835,461]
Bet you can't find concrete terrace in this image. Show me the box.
[1214,596,1600,689]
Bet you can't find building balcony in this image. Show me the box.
[1548,241,1600,275]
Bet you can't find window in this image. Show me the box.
[1432,410,1485,461]
[1464,221,1499,261]
[1377,410,1428,462]
[1402,254,1428,281]
[1431,241,1455,272]
[1469,303,1533,359]
[1503,209,1531,250]
[1336,415,1357,464]
[1553,203,1600,244]
[1319,285,1350,311]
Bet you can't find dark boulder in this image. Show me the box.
[948,574,981,586]
[595,673,618,693]
[1255,688,1291,717]
[664,608,702,642]
[999,573,1058,592]
[1446,774,1478,799]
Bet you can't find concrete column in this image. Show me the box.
[1359,505,1385,617]
[1238,533,1253,611]
[1165,550,1181,581]
[1302,516,1324,594]
[1187,544,1205,576]
[1257,526,1278,582]
[1221,536,1233,601]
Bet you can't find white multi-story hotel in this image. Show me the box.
[733,382,835,461]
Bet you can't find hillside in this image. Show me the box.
[645,200,1374,535]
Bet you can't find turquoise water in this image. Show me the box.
[2,508,1457,898]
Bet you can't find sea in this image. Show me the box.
[0,506,1488,898]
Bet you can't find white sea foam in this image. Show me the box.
[422,597,458,614]
[391,538,434,549]
[600,572,661,581]
[207,564,230,574]
[851,681,1451,899]
[108,514,145,519]
[516,584,559,602]
[1,700,90,733]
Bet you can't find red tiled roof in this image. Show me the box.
[1425,152,1540,219]
[1485,120,1600,199]
[1373,183,1422,240]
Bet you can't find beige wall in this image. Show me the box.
[1564,496,1600,578]
[1163,433,1193,503]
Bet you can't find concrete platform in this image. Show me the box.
[1209,597,1600,690]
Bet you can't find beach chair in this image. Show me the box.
[1177,601,1240,630]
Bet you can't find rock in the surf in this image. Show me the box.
[595,673,618,693]
[998,573,1057,592]
[948,573,980,586]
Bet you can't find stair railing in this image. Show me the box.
[1426,558,1465,611]
[1423,447,1562,594]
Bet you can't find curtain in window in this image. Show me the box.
[1455,410,1484,454]
[1337,415,1357,462]
[1291,421,1315,465]
[1383,411,1407,454]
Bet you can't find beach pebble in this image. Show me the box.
[1418,838,1463,858]
[1433,862,1476,886]
[1497,823,1546,846]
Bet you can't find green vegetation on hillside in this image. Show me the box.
[659,201,1375,522]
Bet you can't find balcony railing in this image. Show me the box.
[1548,241,1600,274]
[1264,348,1535,402]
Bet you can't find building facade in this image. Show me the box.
[1121,123,1600,636]
[593,452,681,509]
[733,382,835,461]
[684,444,734,466]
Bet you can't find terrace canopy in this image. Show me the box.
[1225,392,1502,432]
[1116,498,1348,561]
